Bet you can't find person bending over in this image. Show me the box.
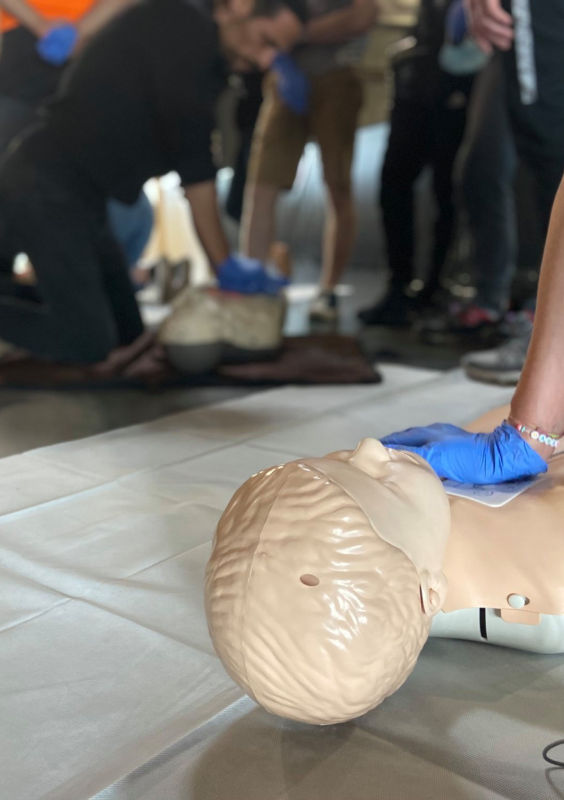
[240,0,378,325]
[0,0,156,270]
[0,0,305,364]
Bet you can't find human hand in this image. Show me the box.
[36,23,78,65]
[217,255,290,295]
[380,422,548,484]
[271,53,310,115]
[464,0,513,54]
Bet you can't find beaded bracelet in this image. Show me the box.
[507,416,562,449]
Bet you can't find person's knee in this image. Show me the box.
[325,182,353,214]
[65,316,118,364]
[73,337,116,364]
[245,181,280,209]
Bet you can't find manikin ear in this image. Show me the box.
[420,570,448,617]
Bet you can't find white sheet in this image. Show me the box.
[2,367,561,800]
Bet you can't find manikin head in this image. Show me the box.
[214,0,306,71]
[205,439,451,725]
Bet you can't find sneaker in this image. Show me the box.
[418,302,501,345]
[357,288,415,327]
[461,324,532,385]
[309,290,338,324]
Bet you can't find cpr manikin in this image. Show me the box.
[205,407,564,726]
[158,287,285,374]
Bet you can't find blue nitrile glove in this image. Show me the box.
[445,0,467,45]
[217,254,289,296]
[36,24,78,66]
[271,53,310,115]
[380,422,548,484]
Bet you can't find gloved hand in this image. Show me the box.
[36,24,78,66]
[380,422,548,484]
[217,255,289,296]
[271,53,310,115]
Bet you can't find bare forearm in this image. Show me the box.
[0,0,47,35]
[304,0,377,44]
[510,174,564,453]
[305,10,359,44]
[78,0,136,40]
[184,181,230,270]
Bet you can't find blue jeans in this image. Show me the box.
[107,191,154,267]
[0,96,153,268]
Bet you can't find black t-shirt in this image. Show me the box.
[22,0,223,203]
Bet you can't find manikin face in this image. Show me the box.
[205,439,451,725]
[215,0,303,71]
[312,439,451,615]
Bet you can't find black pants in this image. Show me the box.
[380,80,473,299]
[503,0,564,239]
[0,149,144,363]
[460,54,517,311]
[226,71,264,223]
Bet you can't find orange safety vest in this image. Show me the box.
[1,0,96,34]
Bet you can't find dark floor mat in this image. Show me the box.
[0,335,381,390]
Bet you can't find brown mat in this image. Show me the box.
[0,335,381,390]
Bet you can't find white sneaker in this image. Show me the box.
[309,291,338,324]
[461,312,533,385]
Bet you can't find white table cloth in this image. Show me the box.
[1,367,562,800]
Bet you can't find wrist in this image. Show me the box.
[30,14,51,38]
[506,416,557,461]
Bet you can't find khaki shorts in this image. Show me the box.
[248,68,364,190]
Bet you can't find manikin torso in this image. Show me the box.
[432,407,564,654]
[205,406,564,725]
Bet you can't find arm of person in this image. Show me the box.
[0,0,50,36]
[380,174,564,481]
[303,0,379,45]
[77,0,137,44]
[184,181,230,270]
[509,174,564,461]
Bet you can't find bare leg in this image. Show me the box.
[320,182,355,291]
[240,182,280,262]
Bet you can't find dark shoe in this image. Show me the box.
[357,289,415,327]
[417,303,501,345]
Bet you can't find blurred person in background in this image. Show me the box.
[0,0,305,365]
[460,0,564,385]
[358,0,485,327]
[240,0,379,325]
[0,0,155,273]
[417,50,518,343]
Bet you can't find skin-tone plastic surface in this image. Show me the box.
[444,406,564,624]
[205,440,451,725]
[158,287,285,373]
[205,407,564,725]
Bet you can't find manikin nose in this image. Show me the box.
[348,438,390,478]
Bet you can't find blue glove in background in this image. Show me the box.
[445,0,467,44]
[217,255,289,296]
[36,24,78,66]
[271,53,310,115]
[380,422,548,484]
